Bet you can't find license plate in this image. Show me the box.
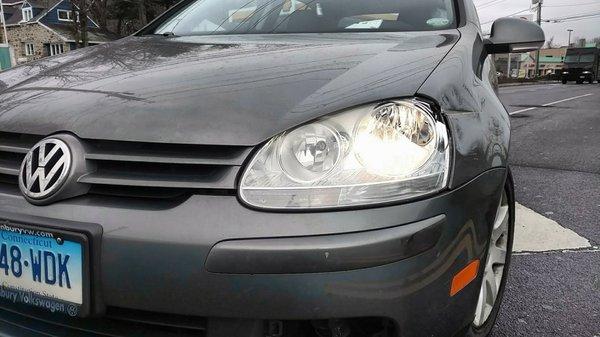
[0,222,85,316]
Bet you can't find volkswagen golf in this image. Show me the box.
[0,0,544,336]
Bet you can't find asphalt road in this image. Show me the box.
[490,83,600,337]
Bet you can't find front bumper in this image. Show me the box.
[562,73,593,81]
[0,168,507,337]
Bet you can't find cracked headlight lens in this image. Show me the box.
[239,99,450,209]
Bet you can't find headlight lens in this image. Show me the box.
[239,99,450,209]
[582,71,591,74]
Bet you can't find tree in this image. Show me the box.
[70,0,92,48]
[545,36,558,49]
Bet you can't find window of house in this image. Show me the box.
[23,43,34,56]
[22,6,33,21]
[49,43,64,56]
[57,9,79,22]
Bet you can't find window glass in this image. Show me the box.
[58,10,70,20]
[49,43,65,56]
[580,54,594,63]
[22,7,33,21]
[154,0,457,36]
[564,54,579,63]
[57,9,79,22]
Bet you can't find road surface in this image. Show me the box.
[491,83,600,337]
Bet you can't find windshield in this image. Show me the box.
[153,0,457,36]
[564,54,579,63]
[580,54,595,63]
[565,52,597,64]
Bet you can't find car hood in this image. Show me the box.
[0,32,458,146]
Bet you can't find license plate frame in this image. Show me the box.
[0,217,95,317]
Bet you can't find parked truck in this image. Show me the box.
[561,47,600,84]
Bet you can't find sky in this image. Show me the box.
[474,0,600,46]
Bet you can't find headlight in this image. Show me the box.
[239,99,450,209]
[582,71,591,74]
[562,71,569,75]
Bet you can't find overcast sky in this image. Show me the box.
[474,0,600,46]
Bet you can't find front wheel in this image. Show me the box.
[561,79,568,84]
[463,172,515,337]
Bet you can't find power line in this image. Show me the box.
[481,8,533,25]
[543,2,599,7]
[550,10,600,19]
[544,11,600,22]
[474,0,504,7]
[546,14,600,23]
[477,0,510,10]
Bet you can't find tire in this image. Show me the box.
[462,170,515,337]
[576,80,583,84]
[589,79,593,84]
[561,79,567,84]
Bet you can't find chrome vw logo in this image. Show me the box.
[19,138,72,200]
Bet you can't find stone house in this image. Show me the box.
[1,0,116,64]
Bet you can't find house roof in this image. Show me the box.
[45,23,118,43]
[4,0,61,25]
[3,6,18,16]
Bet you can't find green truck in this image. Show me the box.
[561,47,600,84]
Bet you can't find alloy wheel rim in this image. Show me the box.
[473,190,510,327]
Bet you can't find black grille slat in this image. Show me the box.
[0,304,206,337]
[0,142,26,176]
[0,132,42,153]
[105,307,207,330]
[0,173,19,185]
[79,165,240,189]
[86,143,252,166]
[0,158,20,176]
[0,144,30,154]
[0,131,252,198]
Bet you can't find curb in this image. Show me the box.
[498,81,559,87]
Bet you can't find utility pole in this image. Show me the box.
[507,53,511,78]
[534,0,543,78]
[567,29,573,47]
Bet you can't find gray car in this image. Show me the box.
[0,0,544,336]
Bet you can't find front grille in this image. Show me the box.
[0,132,38,191]
[0,131,253,198]
[0,303,207,337]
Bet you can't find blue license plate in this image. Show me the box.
[0,222,84,316]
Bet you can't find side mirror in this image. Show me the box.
[484,18,545,54]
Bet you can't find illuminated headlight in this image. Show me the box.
[239,99,450,209]
[582,71,591,74]
[562,71,569,75]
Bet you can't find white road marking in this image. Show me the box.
[513,203,591,253]
[510,107,536,114]
[509,93,594,115]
